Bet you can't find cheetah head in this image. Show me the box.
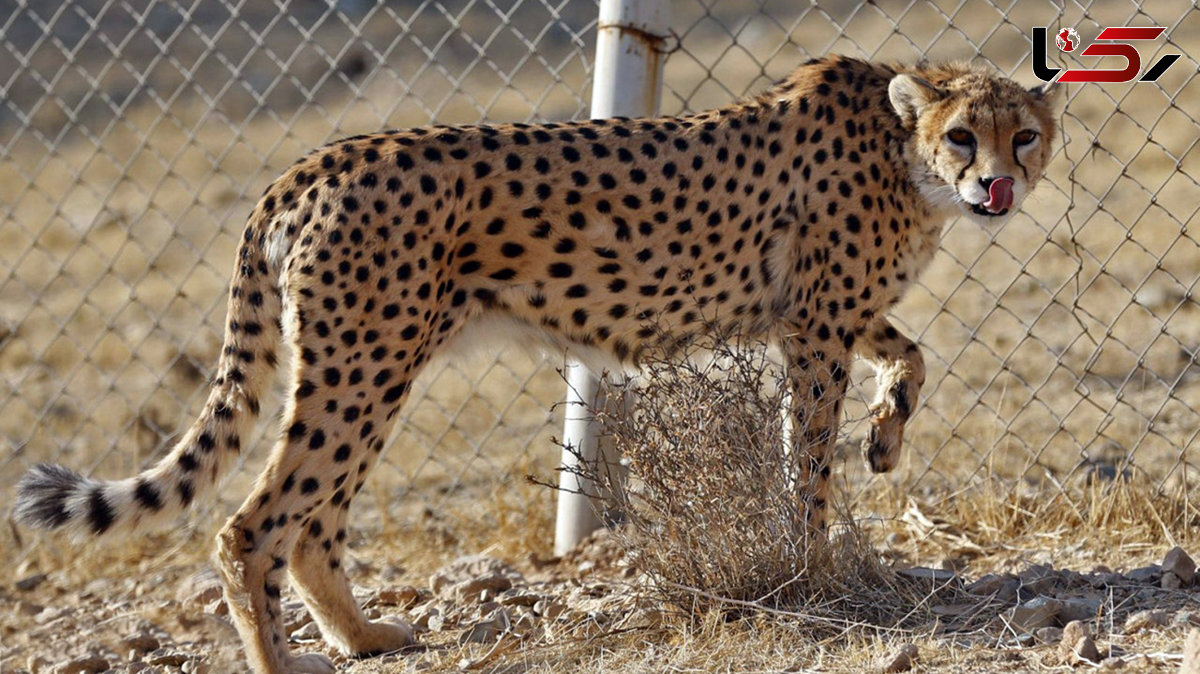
[888,65,1062,225]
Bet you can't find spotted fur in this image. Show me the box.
[16,56,1060,673]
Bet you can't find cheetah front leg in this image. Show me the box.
[856,318,925,473]
[780,335,850,532]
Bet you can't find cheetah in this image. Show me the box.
[17,56,1060,672]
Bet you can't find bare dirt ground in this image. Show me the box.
[2,0,1200,671]
[3,486,1200,673]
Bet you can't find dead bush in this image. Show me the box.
[554,332,924,629]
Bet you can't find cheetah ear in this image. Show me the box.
[1029,82,1066,114]
[888,74,946,127]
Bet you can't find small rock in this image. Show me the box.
[880,644,919,673]
[1181,628,1200,674]
[534,599,565,619]
[1059,596,1101,623]
[1036,626,1063,644]
[1006,597,1063,633]
[1089,572,1124,589]
[146,652,190,667]
[1163,547,1196,585]
[178,569,224,606]
[459,609,511,645]
[50,656,110,674]
[290,621,322,641]
[34,606,68,624]
[1098,656,1125,670]
[1123,609,1168,634]
[897,567,958,584]
[497,589,546,608]
[181,659,209,674]
[15,573,48,592]
[1175,611,1200,628]
[429,556,523,599]
[1069,636,1102,664]
[17,600,43,617]
[122,631,161,653]
[376,585,421,608]
[1059,621,1101,663]
[966,574,1018,601]
[1124,565,1161,584]
[1061,621,1088,646]
[1017,565,1059,595]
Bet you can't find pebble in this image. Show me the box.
[290,621,322,641]
[375,585,421,608]
[880,644,919,673]
[1175,611,1200,628]
[1058,596,1101,623]
[429,555,523,600]
[966,574,1018,601]
[1163,546,1196,585]
[534,599,566,620]
[49,656,109,674]
[1059,621,1100,664]
[146,652,190,667]
[459,609,511,645]
[1124,565,1161,584]
[1035,626,1063,644]
[121,631,161,653]
[17,600,43,617]
[1006,597,1062,632]
[1017,565,1058,596]
[1123,609,1168,634]
[15,573,48,592]
[178,569,223,606]
[497,589,547,608]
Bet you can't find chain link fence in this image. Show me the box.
[2,0,1198,565]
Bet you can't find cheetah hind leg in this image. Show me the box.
[290,497,415,657]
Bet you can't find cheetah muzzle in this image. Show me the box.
[16,55,1061,673]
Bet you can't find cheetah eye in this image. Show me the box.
[1013,129,1039,147]
[945,128,976,147]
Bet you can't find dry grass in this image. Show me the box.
[555,334,920,625]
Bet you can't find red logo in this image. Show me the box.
[1033,27,1180,83]
[1056,28,1079,52]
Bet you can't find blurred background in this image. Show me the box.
[1,0,1198,574]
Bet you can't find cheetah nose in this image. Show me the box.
[979,176,1014,214]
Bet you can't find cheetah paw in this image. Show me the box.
[862,405,905,474]
[348,616,416,657]
[286,652,337,674]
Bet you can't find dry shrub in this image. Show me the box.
[560,331,928,630]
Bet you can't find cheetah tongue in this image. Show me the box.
[983,177,1014,214]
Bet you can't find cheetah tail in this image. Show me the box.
[15,205,285,540]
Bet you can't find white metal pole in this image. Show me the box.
[554,0,668,557]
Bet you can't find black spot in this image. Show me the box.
[134,480,163,511]
[86,487,114,534]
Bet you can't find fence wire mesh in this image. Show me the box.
[2,0,1198,563]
